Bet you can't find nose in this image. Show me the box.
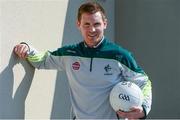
[89,26,96,32]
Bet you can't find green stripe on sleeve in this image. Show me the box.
[27,51,49,62]
[142,80,152,97]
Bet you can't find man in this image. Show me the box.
[14,1,152,119]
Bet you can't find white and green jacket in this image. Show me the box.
[26,37,152,119]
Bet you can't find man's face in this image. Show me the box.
[77,11,107,47]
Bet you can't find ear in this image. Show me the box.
[76,20,81,29]
[103,19,108,29]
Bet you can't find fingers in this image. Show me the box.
[116,106,144,119]
[130,106,143,113]
[116,110,129,119]
[14,44,29,59]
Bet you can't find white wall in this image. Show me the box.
[0,0,114,119]
[0,0,68,119]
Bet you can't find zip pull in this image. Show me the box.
[90,57,93,72]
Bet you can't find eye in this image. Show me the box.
[94,22,101,27]
[83,23,90,28]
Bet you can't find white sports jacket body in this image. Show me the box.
[26,37,152,119]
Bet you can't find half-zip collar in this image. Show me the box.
[90,57,93,72]
[83,36,106,72]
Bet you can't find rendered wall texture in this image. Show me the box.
[0,0,68,119]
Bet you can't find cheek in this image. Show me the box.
[79,27,85,33]
[81,29,87,34]
[80,29,88,37]
[97,28,104,33]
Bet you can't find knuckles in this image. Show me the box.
[14,44,28,59]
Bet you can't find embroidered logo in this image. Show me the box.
[104,64,113,75]
[72,62,80,70]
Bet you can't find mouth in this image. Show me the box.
[88,34,98,38]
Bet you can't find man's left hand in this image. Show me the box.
[116,106,145,119]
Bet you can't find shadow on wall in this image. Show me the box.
[50,0,83,119]
[50,0,112,118]
[0,52,35,119]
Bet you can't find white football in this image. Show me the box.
[109,81,143,112]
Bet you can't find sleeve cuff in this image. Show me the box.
[20,42,30,52]
[140,105,147,119]
[20,42,38,56]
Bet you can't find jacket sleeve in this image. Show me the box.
[26,45,65,71]
[120,52,152,117]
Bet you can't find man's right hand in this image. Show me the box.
[14,43,29,59]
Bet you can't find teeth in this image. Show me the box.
[88,35,96,37]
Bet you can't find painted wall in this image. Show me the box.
[0,0,114,119]
[0,0,68,119]
[115,0,180,118]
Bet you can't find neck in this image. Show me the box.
[84,36,104,48]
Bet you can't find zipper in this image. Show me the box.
[90,57,93,72]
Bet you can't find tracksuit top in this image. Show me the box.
[27,37,152,119]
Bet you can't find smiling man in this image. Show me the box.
[14,1,152,119]
[76,4,107,48]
